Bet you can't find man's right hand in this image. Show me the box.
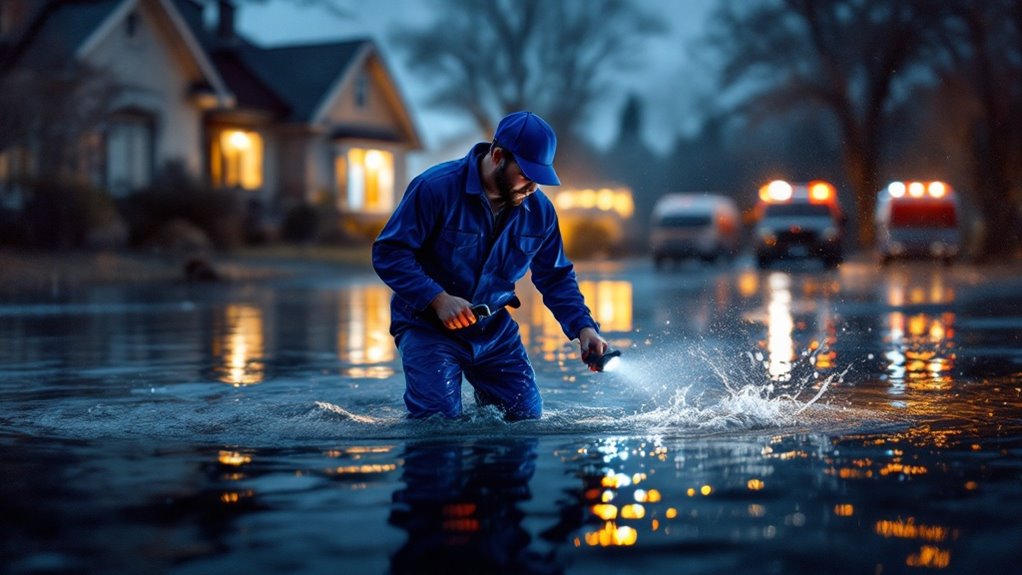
[430,292,477,330]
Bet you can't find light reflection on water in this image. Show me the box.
[514,279,634,373]
[213,305,267,386]
[882,269,958,393]
[740,270,840,388]
[337,284,395,378]
[2,262,1022,574]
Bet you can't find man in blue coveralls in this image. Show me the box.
[373,111,609,421]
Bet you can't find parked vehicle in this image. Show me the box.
[753,180,845,269]
[875,181,961,265]
[650,193,741,268]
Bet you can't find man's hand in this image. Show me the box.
[578,327,609,372]
[430,292,477,330]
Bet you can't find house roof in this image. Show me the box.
[3,0,123,68]
[171,1,384,124]
[7,0,421,146]
[4,0,232,105]
[208,47,290,116]
[231,40,366,123]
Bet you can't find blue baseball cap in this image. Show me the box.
[493,111,561,186]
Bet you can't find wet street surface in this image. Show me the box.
[2,255,1022,574]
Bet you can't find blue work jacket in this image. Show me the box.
[373,143,598,341]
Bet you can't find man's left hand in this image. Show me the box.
[578,327,609,372]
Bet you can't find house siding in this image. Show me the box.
[319,54,413,211]
[84,0,206,178]
[274,130,318,206]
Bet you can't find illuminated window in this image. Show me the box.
[338,148,394,212]
[211,129,263,190]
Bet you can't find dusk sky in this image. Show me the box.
[233,0,721,152]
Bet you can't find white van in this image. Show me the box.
[875,180,961,265]
[650,193,741,268]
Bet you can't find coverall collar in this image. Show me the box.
[466,143,533,213]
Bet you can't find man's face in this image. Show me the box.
[496,156,538,207]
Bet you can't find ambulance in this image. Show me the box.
[753,179,845,269]
[875,180,961,265]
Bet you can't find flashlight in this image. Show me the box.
[471,304,492,318]
[586,349,622,372]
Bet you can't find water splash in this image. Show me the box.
[314,401,383,424]
[602,341,849,433]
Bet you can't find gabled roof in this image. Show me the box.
[7,0,421,147]
[209,47,290,116]
[233,40,366,123]
[4,0,232,105]
[171,0,370,123]
[3,0,122,68]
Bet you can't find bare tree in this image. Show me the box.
[389,0,664,144]
[0,60,121,180]
[707,0,935,246]
[929,0,1022,258]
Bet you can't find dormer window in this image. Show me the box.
[355,72,368,108]
[125,11,139,39]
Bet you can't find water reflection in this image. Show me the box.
[741,271,839,383]
[574,438,667,548]
[337,284,395,378]
[552,433,975,572]
[212,304,266,386]
[388,439,549,574]
[882,270,957,392]
[514,279,633,365]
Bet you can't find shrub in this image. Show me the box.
[120,162,243,250]
[281,203,320,243]
[19,178,120,249]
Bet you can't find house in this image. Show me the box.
[0,0,422,240]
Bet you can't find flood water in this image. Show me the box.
[2,258,1022,574]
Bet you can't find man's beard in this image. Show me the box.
[496,160,529,207]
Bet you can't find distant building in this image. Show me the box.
[0,0,422,238]
[546,182,635,258]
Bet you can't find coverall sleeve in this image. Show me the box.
[372,178,445,312]
[528,216,600,340]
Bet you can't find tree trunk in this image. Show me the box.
[840,125,880,249]
[972,123,1019,259]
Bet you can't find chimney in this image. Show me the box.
[216,0,235,42]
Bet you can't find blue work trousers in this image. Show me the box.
[395,311,541,420]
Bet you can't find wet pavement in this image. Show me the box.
[2,254,1021,573]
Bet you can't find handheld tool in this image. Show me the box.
[586,349,622,372]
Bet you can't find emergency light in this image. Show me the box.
[758,180,835,204]
[886,181,952,199]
